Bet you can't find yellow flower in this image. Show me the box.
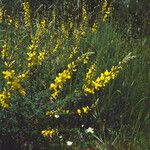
[41,129,58,138]
[82,106,90,113]
[2,70,15,80]
[7,15,12,26]
[91,22,97,33]
[77,109,82,116]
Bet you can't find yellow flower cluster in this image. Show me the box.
[7,15,12,26]
[102,0,108,14]
[83,55,89,64]
[80,23,86,36]
[83,63,96,95]
[1,41,8,59]
[85,63,96,85]
[91,22,97,33]
[49,8,56,28]
[27,18,47,67]
[3,69,15,80]
[40,18,46,32]
[79,5,88,36]
[0,39,28,108]
[50,61,77,101]
[84,65,121,95]
[41,129,58,138]
[61,22,68,38]
[76,104,96,116]
[1,68,28,109]
[83,53,136,95]
[38,49,47,65]
[101,0,112,22]
[27,43,37,68]
[92,68,118,91]
[0,88,11,109]
[82,5,87,22]
[74,27,80,44]
[46,108,69,117]
[102,5,112,22]
[22,0,31,30]
[3,69,27,96]
[77,106,90,116]
[36,18,46,36]
[14,19,20,30]
[76,52,94,65]
[0,6,3,24]
[69,18,73,29]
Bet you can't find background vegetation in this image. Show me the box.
[0,0,149,149]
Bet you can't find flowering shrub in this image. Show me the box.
[1,1,148,149]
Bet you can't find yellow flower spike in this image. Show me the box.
[38,50,47,65]
[82,5,87,22]
[0,6,3,24]
[0,88,11,109]
[60,22,68,38]
[83,63,96,95]
[83,53,136,95]
[41,129,58,138]
[101,0,112,22]
[22,0,31,30]
[1,41,8,59]
[80,23,86,36]
[41,18,46,30]
[69,18,73,29]
[49,61,77,101]
[14,19,20,30]
[91,22,97,33]
[7,15,12,26]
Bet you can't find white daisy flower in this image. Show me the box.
[85,127,94,134]
[67,141,73,146]
[54,114,59,118]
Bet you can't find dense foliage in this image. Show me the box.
[0,0,149,149]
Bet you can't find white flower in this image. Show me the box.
[54,114,59,118]
[81,124,84,127]
[85,127,94,134]
[67,141,73,146]
[59,135,62,139]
